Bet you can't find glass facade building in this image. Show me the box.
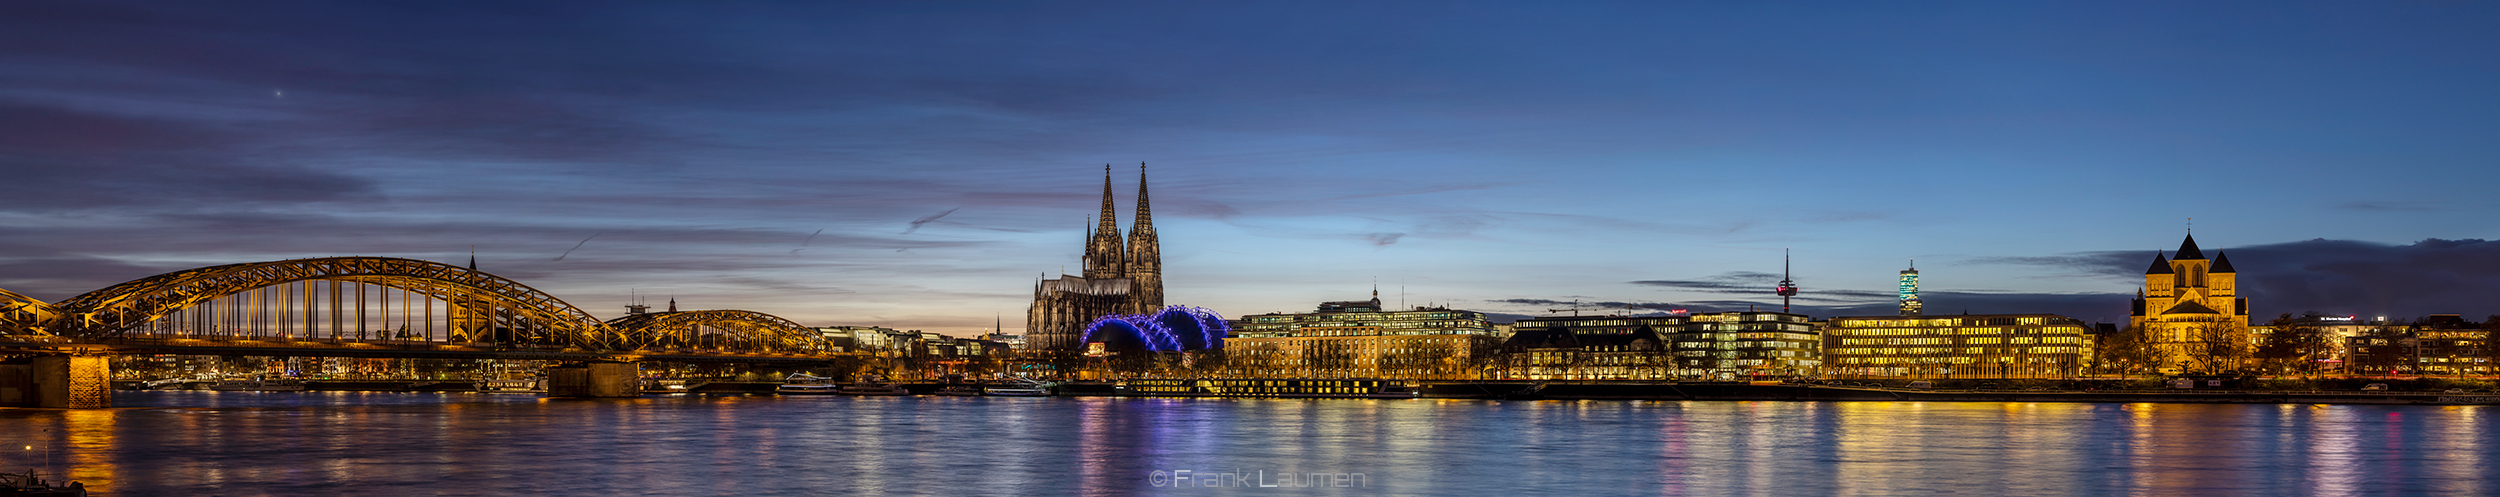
[1823,314,2096,378]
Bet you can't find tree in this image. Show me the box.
[2097,325,2162,376]
[2186,322,2252,375]
[2255,313,2330,376]
[1300,340,1354,378]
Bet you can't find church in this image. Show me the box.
[2129,233,2249,369]
[1027,165,1165,351]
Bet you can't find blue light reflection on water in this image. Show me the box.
[0,392,2492,496]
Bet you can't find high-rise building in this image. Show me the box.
[2128,233,2249,370]
[1898,261,1922,316]
[1028,164,1167,351]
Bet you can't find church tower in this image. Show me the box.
[1083,165,1127,279]
[1126,163,1165,314]
[2129,233,2250,371]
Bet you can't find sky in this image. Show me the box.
[3,1,2498,334]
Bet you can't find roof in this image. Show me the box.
[2174,234,2206,260]
[1499,325,1667,351]
[2210,251,2235,273]
[2161,300,2221,315]
[2144,252,2173,275]
[1038,275,1132,296]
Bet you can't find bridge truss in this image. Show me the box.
[0,257,843,361]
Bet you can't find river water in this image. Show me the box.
[1,391,2492,495]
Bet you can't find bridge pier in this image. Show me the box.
[547,361,639,398]
[1,356,110,408]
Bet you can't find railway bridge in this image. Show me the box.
[0,257,855,407]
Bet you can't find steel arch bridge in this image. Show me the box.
[0,256,845,361]
[607,310,835,353]
[1,287,57,336]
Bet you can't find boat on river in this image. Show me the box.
[982,378,1056,397]
[1117,378,1419,399]
[478,378,544,394]
[777,373,841,395]
[836,375,910,396]
[0,469,86,496]
[210,376,306,392]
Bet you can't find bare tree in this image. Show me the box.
[2187,322,2252,375]
[2097,325,2162,376]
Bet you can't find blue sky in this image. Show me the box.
[3,1,2498,334]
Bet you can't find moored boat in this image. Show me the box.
[777,373,841,395]
[210,376,307,392]
[1118,378,1420,399]
[0,470,85,497]
[478,378,544,393]
[836,375,910,396]
[983,378,1056,397]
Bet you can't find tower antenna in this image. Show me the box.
[1775,248,1800,314]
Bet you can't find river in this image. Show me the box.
[2,391,2492,495]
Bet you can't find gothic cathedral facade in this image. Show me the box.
[1027,165,1166,351]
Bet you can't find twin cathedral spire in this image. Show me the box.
[1080,163,1163,310]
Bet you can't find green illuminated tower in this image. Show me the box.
[1898,260,1922,316]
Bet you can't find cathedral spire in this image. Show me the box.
[1131,162,1153,236]
[1083,164,1126,278]
[1097,164,1120,237]
[1126,162,1165,312]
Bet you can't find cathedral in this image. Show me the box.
[2129,233,2249,368]
[1027,165,1165,351]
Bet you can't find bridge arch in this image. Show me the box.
[1,287,59,336]
[604,310,833,354]
[51,257,620,348]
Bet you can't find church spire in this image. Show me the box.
[1131,162,1154,236]
[1083,164,1126,279]
[1126,162,1165,312]
[1097,164,1120,237]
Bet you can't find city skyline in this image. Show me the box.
[5,2,2499,334]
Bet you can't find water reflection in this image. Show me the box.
[0,392,2494,495]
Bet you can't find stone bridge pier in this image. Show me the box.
[547,361,640,398]
[0,356,111,408]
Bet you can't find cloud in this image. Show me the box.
[1975,238,2500,320]
[0,103,381,211]
[2336,201,2445,212]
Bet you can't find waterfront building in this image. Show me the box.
[1493,311,1818,380]
[1495,315,1682,380]
[1670,311,1819,378]
[2129,233,2251,371]
[1824,314,2096,378]
[2250,313,2385,368]
[1028,165,1166,351]
[1218,295,1501,379]
[2344,314,2491,375]
[1232,291,1496,338]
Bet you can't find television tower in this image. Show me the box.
[1775,248,1799,313]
